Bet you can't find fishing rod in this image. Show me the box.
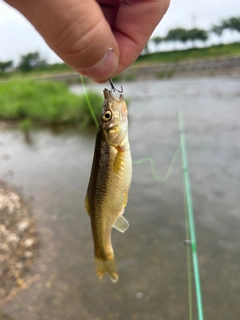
[178,111,204,320]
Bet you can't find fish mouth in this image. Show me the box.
[103,89,123,102]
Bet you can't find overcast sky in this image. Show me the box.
[0,0,240,64]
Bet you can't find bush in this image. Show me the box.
[0,80,103,127]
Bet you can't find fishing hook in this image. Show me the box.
[108,78,123,93]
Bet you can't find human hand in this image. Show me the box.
[5,0,170,83]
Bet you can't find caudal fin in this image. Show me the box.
[95,257,118,282]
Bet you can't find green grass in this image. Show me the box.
[0,80,103,127]
[0,63,74,81]
[136,42,240,64]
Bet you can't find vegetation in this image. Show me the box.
[0,80,103,127]
[18,52,47,72]
[0,60,13,73]
[136,42,240,64]
[221,16,240,32]
[149,16,240,52]
[165,27,208,46]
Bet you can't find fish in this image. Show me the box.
[85,88,132,282]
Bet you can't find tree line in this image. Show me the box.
[0,15,240,74]
[0,51,47,74]
[146,16,240,53]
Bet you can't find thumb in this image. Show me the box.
[6,0,120,82]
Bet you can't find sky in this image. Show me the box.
[0,0,240,65]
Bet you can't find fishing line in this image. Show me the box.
[80,75,99,128]
[132,146,180,182]
[179,111,204,320]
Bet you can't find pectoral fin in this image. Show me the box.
[113,215,129,233]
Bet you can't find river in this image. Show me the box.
[0,77,240,320]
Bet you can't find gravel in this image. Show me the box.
[0,183,38,299]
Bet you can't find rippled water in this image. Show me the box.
[0,77,240,320]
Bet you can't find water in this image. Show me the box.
[0,77,240,319]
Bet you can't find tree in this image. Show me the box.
[0,60,13,73]
[18,52,47,72]
[165,28,187,42]
[165,27,208,48]
[187,28,208,47]
[222,16,240,32]
[211,24,224,44]
[151,36,163,51]
[165,28,189,49]
[211,24,224,37]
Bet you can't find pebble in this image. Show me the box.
[24,238,35,248]
[6,233,20,246]
[0,243,9,253]
[0,224,8,236]
[23,250,34,259]
[136,292,144,299]
[15,262,24,270]
[17,220,30,233]
[16,277,25,287]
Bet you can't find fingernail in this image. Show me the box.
[83,50,119,82]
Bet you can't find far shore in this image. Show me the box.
[1,51,240,85]
[3,55,239,85]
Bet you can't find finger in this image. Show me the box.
[5,0,120,82]
[112,0,170,75]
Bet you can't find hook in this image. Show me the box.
[108,78,123,93]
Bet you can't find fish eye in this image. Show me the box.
[102,110,112,121]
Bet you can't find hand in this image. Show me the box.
[5,0,169,82]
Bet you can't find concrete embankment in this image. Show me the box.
[16,56,240,83]
[124,56,240,79]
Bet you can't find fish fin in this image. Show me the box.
[85,194,91,216]
[113,215,129,233]
[95,257,118,282]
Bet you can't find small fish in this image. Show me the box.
[85,88,132,282]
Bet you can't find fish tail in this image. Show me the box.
[95,257,118,282]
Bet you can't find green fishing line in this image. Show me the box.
[179,111,204,320]
[132,145,180,182]
[80,75,99,128]
[184,189,193,320]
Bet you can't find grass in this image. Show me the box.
[0,80,103,127]
[0,63,72,81]
[136,42,240,65]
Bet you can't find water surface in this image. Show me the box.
[1,77,240,320]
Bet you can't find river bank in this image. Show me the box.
[125,55,240,79]
[7,55,239,84]
[0,80,103,128]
